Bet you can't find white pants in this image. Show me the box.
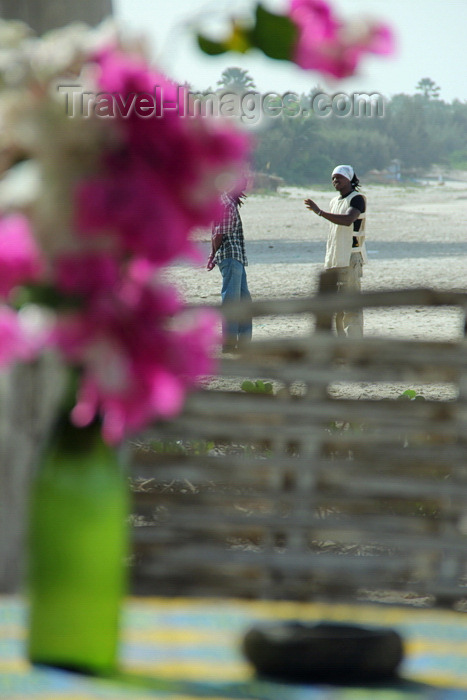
[330,253,364,338]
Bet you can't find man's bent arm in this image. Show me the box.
[319,207,361,226]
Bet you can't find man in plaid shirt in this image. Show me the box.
[207,190,252,353]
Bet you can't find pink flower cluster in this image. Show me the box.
[75,49,249,267]
[0,46,250,443]
[0,214,43,299]
[289,0,394,78]
[54,269,218,444]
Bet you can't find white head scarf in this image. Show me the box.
[332,165,354,181]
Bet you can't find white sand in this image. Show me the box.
[168,181,467,400]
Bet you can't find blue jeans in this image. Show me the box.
[218,258,252,348]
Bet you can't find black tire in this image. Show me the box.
[242,621,404,683]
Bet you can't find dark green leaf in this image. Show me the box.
[250,4,298,61]
[197,4,297,62]
[197,34,229,56]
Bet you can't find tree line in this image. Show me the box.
[251,77,467,184]
[198,70,467,185]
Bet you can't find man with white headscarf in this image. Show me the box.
[305,165,367,337]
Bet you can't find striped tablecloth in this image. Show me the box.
[2,595,467,698]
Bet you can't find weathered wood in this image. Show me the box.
[217,287,467,321]
[315,268,338,331]
[130,283,467,607]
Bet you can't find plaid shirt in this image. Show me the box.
[212,192,248,266]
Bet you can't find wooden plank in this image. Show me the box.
[130,285,467,607]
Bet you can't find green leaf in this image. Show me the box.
[401,389,417,399]
[197,4,297,62]
[250,4,298,61]
[197,34,229,56]
[241,379,274,394]
[241,380,256,393]
[14,283,82,311]
[197,19,253,56]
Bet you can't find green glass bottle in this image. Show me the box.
[27,413,129,676]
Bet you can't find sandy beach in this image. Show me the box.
[168,180,467,400]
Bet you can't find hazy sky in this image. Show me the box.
[112,0,467,102]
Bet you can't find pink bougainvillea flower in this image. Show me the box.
[53,275,219,443]
[289,0,394,78]
[0,41,240,444]
[0,214,43,298]
[0,305,38,366]
[55,252,121,297]
[359,23,394,56]
[289,0,338,44]
[74,48,250,266]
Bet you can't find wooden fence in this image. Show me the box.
[130,275,467,608]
